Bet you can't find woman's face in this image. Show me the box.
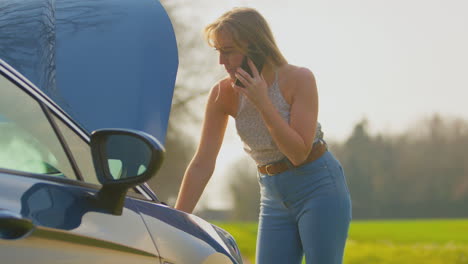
[215,32,245,80]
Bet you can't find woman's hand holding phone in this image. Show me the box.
[235,45,265,87]
[234,56,250,88]
[233,58,270,111]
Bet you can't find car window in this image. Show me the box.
[52,115,142,196]
[0,74,77,179]
[52,115,100,185]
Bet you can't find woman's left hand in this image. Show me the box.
[232,59,270,110]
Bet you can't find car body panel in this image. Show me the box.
[0,0,178,145]
[0,172,160,263]
[135,200,236,264]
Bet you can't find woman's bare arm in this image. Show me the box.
[174,82,230,213]
[259,68,318,165]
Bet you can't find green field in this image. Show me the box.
[216,219,468,264]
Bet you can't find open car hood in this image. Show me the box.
[0,0,178,145]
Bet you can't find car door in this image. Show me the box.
[0,63,161,263]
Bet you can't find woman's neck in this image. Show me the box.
[261,63,277,87]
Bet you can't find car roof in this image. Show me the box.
[0,0,178,146]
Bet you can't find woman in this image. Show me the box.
[175,7,352,264]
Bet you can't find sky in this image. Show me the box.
[170,0,468,210]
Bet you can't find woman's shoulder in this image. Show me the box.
[279,65,316,103]
[281,64,315,83]
[217,76,234,89]
[210,76,236,98]
[207,76,238,116]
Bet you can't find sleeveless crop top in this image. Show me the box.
[235,72,324,165]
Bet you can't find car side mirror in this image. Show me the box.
[90,129,164,215]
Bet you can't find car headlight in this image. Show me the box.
[212,225,243,264]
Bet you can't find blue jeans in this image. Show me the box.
[256,151,352,264]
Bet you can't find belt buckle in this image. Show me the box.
[265,164,275,176]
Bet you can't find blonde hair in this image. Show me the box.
[204,7,287,68]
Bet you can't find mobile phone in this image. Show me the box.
[235,47,265,87]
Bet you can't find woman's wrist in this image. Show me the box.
[257,98,276,119]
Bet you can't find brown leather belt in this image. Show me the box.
[258,140,328,176]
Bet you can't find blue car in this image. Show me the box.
[0,0,242,263]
